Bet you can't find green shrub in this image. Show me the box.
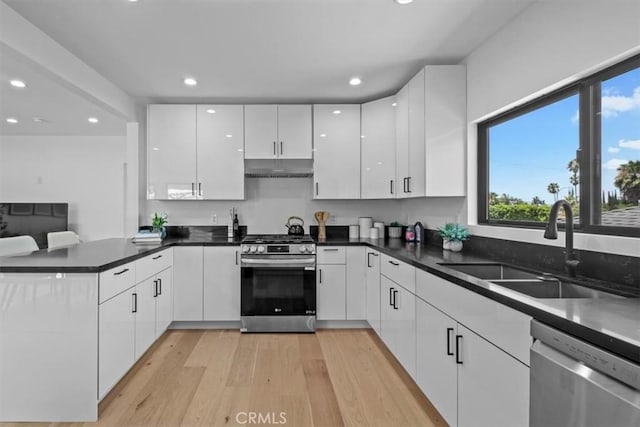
[489,203,551,222]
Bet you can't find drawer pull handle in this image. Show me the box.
[152,254,163,260]
[114,268,129,276]
[446,328,454,356]
[455,335,463,364]
[153,280,159,297]
[323,248,339,252]
[388,260,399,266]
[392,289,398,310]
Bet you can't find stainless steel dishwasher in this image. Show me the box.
[530,320,640,427]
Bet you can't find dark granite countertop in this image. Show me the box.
[1,235,638,364]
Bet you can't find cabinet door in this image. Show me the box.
[407,68,425,197]
[203,247,241,321]
[147,104,197,200]
[361,96,397,199]
[155,267,173,335]
[365,249,381,335]
[416,297,458,427]
[98,289,135,400]
[277,105,312,159]
[313,104,361,199]
[173,246,203,321]
[395,86,409,198]
[346,246,366,320]
[196,105,244,200]
[425,65,466,197]
[134,277,157,360]
[457,324,529,427]
[317,264,346,320]
[380,276,397,356]
[244,105,278,159]
[381,276,416,378]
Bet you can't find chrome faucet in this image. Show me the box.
[544,200,579,277]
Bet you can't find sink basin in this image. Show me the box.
[489,279,624,299]
[439,263,539,280]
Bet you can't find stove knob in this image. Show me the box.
[257,246,265,253]
[250,245,257,253]
[242,245,249,253]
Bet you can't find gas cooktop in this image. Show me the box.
[241,234,314,244]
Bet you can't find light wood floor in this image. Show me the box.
[2,329,446,427]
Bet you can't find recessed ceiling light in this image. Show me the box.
[9,79,26,88]
[332,110,342,115]
[88,117,99,123]
[320,133,327,138]
[394,0,414,5]
[206,109,216,114]
[6,118,18,124]
[225,134,233,138]
[184,77,197,86]
[392,102,397,107]
[128,0,139,2]
[349,77,362,86]
[33,117,46,123]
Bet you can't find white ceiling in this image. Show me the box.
[1,0,535,135]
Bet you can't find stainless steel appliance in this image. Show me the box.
[530,320,640,427]
[240,234,316,332]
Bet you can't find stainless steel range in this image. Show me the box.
[240,234,316,333]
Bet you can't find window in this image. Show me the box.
[478,55,640,237]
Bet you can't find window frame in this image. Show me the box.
[477,54,640,238]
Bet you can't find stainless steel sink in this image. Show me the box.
[489,279,624,299]
[438,262,539,280]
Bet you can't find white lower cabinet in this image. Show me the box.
[99,288,135,400]
[415,269,530,427]
[457,324,529,427]
[173,246,204,320]
[317,264,346,320]
[416,298,458,426]
[380,275,416,379]
[134,277,157,361]
[346,246,366,320]
[203,246,241,321]
[155,267,173,333]
[365,249,381,334]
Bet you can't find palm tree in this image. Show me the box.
[567,158,579,201]
[614,160,640,204]
[547,182,560,202]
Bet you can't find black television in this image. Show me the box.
[0,203,69,249]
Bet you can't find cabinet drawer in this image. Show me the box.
[416,269,532,365]
[136,249,173,282]
[317,246,346,264]
[99,262,136,304]
[381,254,415,293]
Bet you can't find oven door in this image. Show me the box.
[241,256,316,316]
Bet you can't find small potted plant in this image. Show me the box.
[151,212,168,239]
[438,223,470,251]
[388,221,403,239]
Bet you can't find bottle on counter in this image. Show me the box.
[414,221,424,243]
[405,224,415,242]
[233,212,240,239]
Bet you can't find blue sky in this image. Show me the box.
[489,67,640,204]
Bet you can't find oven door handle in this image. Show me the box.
[241,257,316,268]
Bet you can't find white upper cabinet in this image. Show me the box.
[244,105,312,159]
[313,104,361,199]
[147,104,197,200]
[425,65,467,196]
[196,105,245,200]
[396,69,426,198]
[361,96,397,199]
[147,104,244,200]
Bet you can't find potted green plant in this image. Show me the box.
[388,221,403,239]
[438,223,470,251]
[151,212,168,239]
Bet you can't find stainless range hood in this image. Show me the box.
[244,159,314,178]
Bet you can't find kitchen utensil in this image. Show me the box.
[314,211,330,240]
[285,216,305,235]
[349,225,359,239]
[359,217,373,238]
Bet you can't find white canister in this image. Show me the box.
[349,225,360,239]
[369,227,379,239]
[358,217,373,238]
[374,221,385,239]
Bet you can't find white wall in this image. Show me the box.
[0,135,127,241]
[463,0,640,257]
